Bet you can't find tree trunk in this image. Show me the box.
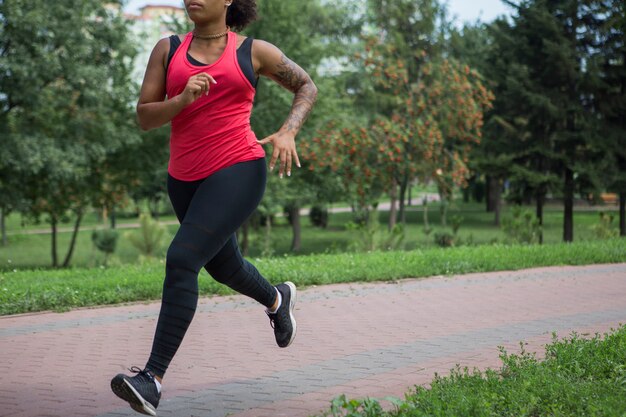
[51,215,58,268]
[493,178,502,227]
[264,214,272,255]
[151,198,159,220]
[1,207,7,247]
[398,174,409,224]
[289,204,301,252]
[439,191,448,227]
[486,175,493,212]
[407,181,412,207]
[619,191,626,237]
[62,210,84,268]
[563,168,574,242]
[463,176,473,203]
[536,192,544,244]
[423,198,430,234]
[110,206,117,229]
[618,48,626,237]
[388,181,398,231]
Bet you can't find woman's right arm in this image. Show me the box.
[136,38,216,131]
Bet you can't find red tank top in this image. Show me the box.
[166,31,265,181]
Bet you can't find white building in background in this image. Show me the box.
[124,5,187,83]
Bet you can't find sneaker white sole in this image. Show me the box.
[110,375,157,416]
[284,281,297,348]
[123,379,157,416]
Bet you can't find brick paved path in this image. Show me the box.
[1,263,625,417]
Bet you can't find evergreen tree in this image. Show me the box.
[481,0,610,242]
[590,0,626,236]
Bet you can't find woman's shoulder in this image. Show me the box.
[244,37,283,58]
[157,33,189,47]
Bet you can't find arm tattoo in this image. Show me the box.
[274,54,318,133]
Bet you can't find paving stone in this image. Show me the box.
[0,263,624,417]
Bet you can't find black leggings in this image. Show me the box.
[146,158,277,378]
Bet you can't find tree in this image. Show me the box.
[354,36,494,226]
[472,0,612,243]
[361,0,449,224]
[303,119,385,222]
[453,18,561,236]
[244,0,363,251]
[590,0,626,236]
[0,0,140,266]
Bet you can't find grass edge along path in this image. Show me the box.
[318,325,626,417]
[0,238,625,316]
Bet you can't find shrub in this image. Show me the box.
[434,231,455,247]
[91,229,119,266]
[590,212,619,239]
[318,326,626,417]
[125,212,165,258]
[450,215,464,236]
[347,214,405,252]
[502,206,541,244]
[309,205,329,228]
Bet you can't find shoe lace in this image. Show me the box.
[266,311,277,329]
[129,366,156,382]
[267,307,288,331]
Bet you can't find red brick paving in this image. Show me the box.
[0,263,625,417]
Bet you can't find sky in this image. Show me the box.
[124,0,512,26]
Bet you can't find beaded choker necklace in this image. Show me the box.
[192,26,230,40]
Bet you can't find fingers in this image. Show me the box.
[286,151,292,177]
[293,150,301,169]
[255,134,302,178]
[269,148,279,174]
[190,73,217,96]
[256,136,273,145]
[278,148,287,178]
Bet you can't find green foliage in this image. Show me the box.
[465,0,625,241]
[450,215,464,236]
[590,212,620,240]
[309,206,329,228]
[91,230,119,255]
[91,229,119,266]
[124,213,165,258]
[317,326,626,417]
[502,206,542,244]
[0,0,140,266]
[327,394,385,417]
[305,0,494,224]
[346,213,405,252]
[433,231,455,248]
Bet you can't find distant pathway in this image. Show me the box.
[7,194,441,236]
[1,263,625,417]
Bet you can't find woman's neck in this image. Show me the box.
[193,22,229,37]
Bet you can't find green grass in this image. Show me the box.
[0,238,624,316]
[0,202,619,270]
[320,325,626,417]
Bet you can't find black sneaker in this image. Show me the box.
[267,282,297,348]
[111,367,161,416]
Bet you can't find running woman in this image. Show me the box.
[110,0,317,415]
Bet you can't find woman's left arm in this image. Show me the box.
[253,40,318,178]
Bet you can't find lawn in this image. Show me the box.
[0,201,619,270]
[0,238,624,315]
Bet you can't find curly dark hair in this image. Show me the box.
[226,0,257,31]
